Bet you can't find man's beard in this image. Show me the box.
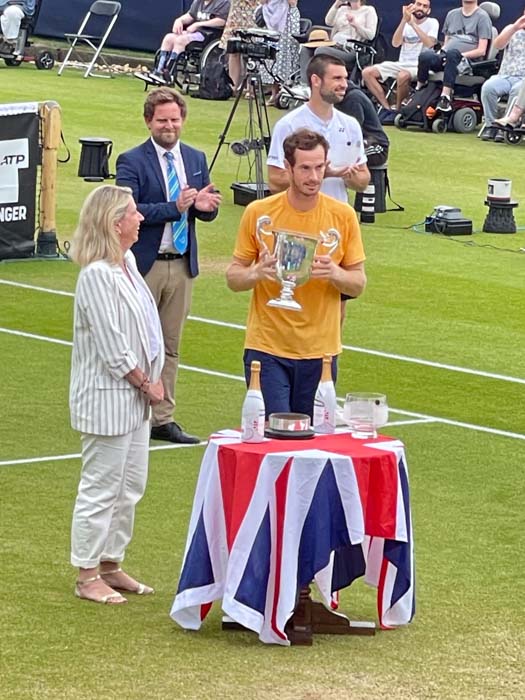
[413,10,428,19]
[319,87,343,105]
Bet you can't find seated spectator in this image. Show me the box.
[299,0,378,84]
[336,80,389,167]
[0,0,34,54]
[494,78,525,128]
[481,9,525,141]
[362,1,439,115]
[138,0,230,85]
[414,0,492,113]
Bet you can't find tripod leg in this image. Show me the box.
[253,73,272,153]
[209,72,249,172]
[249,75,267,199]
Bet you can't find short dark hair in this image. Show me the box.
[306,55,346,87]
[283,129,329,166]
[143,87,187,121]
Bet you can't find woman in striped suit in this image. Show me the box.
[69,185,165,605]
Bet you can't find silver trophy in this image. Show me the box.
[256,216,340,311]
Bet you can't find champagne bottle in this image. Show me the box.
[241,361,266,443]
[313,354,337,434]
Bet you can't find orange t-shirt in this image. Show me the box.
[233,191,365,359]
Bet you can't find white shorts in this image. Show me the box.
[374,61,418,81]
[0,5,24,41]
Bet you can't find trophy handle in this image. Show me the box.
[318,228,340,255]
[256,216,273,254]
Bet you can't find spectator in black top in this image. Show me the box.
[336,81,389,167]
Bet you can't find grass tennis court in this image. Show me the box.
[1,64,524,699]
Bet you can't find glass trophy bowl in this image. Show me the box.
[343,393,388,439]
[256,216,340,311]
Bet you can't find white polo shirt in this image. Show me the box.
[267,104,366,203]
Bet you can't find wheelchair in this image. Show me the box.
[173,30,224,95]
[138,29,225,94]
[0,0,54,69]
[500,115,525,147]
[394,1,501,134]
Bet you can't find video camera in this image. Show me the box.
[226,28,279,62]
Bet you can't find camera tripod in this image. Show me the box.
[209,60,272,200]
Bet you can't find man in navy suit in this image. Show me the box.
[116,88,221,444]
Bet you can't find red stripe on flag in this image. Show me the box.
[200,602,213,621]
[377,556,394,630]
[270,457,293,641]
[217,445,265,551]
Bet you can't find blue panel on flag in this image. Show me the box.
[234,507,271,615]
[384,459,414,613]
[297,460,352,588]
[332,543,366,593]
[176,509,214,593]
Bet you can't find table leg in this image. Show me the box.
[221,587,376,645]
[286,585,376,644]
[284,585,314,646]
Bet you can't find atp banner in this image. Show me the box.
[0,103,40,260]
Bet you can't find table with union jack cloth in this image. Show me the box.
[170,429,415,645]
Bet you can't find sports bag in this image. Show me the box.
[399,82,441,125]
[198,55,233,101]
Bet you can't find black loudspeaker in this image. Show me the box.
[78,137,114,181]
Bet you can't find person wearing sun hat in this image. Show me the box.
[299,0,378,83]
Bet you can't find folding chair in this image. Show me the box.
[57,1,121,79]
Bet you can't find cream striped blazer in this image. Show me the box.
[69,250,165,436]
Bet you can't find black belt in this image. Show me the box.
[157,252,185,260]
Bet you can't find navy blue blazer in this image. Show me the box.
[116,139,218,278]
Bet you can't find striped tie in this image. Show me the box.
[164,151,188,254]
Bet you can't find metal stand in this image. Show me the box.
[210,60,272,200]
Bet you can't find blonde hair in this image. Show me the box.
[70,185,133,267]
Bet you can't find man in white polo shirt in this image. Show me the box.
[362,1,439,113]
[267,54,370,201]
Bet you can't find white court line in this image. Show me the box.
[0,442,207,468]
[1,324,524,450]
[1,327,72,346]
[2,278,524,386]
[384,418,437,428]
[0,419,434,468]
[0,279,74,297]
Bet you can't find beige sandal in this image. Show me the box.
[100,567,154,595]
[75,574,127,605]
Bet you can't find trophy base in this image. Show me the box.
[267,298,302,311]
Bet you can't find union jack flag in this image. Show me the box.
[170,432,415,645]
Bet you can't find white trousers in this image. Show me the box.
[71,421,150,569]
[1,6,24,41]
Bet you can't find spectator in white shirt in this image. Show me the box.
[362,1,439,112]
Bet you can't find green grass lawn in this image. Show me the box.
[0,63,524,699]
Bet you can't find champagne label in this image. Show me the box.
[313,382,336,434]
[241,390,266,443]
[241,412,265,443]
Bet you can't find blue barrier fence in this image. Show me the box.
[35,1,520,54]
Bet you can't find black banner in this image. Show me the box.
[0,108,39,260]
